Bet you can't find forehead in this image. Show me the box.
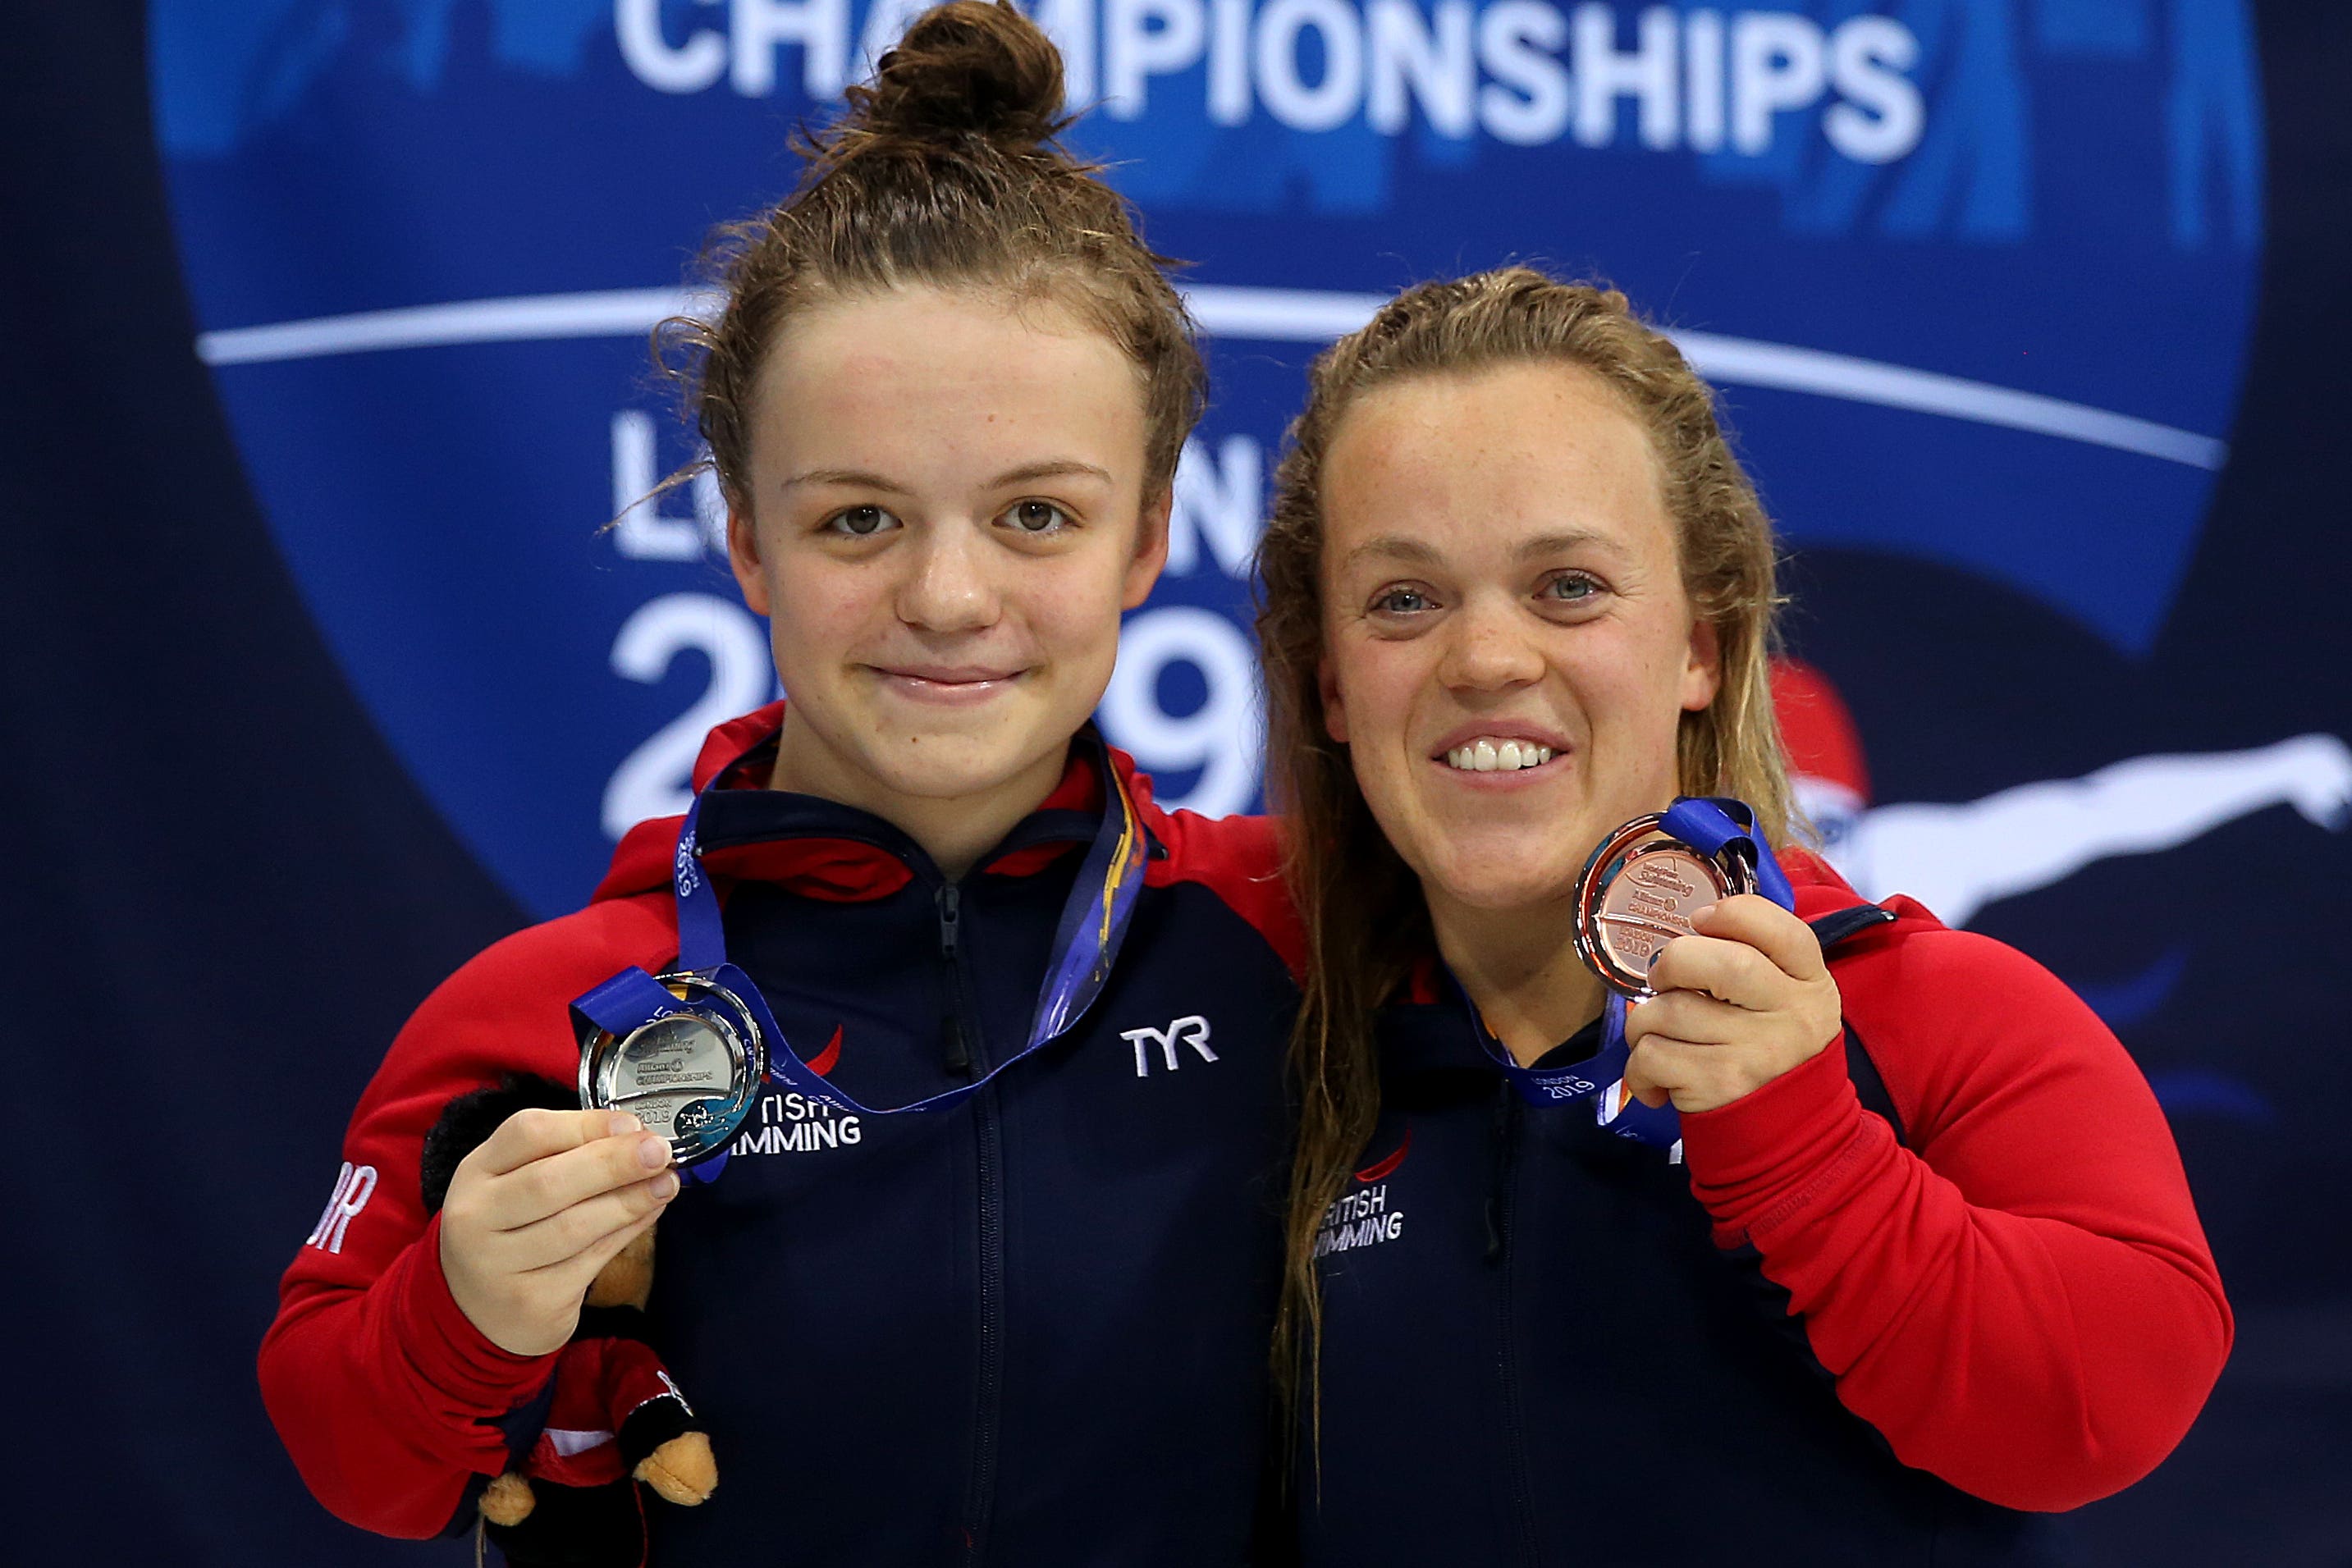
[1321,361,1671,563]
[748,286,1146,472]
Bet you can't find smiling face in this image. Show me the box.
[1318,361,1721,918]
[728,286,1166,834]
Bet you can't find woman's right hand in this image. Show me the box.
[437,1109,679,1355]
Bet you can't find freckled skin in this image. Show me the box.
[725,287,1168,875]
[1317,362,1718,924]
[1316,361,1840,1105]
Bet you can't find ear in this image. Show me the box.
[1681,616,1723,713]
[1319,657,1350,744]
[1120,486,1173,611]
[727,502,772,618]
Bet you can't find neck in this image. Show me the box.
[1425,887,1605,1067]
[766,715,1073,882]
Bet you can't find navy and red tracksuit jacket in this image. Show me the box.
[260,704,1302,1562]
[1298,853,2230,1566]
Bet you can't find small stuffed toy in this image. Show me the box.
[421,1075,718,1567]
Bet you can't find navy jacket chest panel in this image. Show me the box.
[989,880,1298,1559]
[1305,1025,2056,1567]
[654,871,1298,1564]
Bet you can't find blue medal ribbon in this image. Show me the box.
[1458,797,1796,1155]
[571,721,1152,1175]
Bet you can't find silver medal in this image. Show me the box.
[578,971,764,1165]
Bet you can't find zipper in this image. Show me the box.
[938,881,1004,1562]
[1491,1088,1541,1567]
[937,884,970,1072]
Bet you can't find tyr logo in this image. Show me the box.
[305,1160,377,1255]
[1123,1014,1217,1077]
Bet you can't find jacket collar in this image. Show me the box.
[592,701,1133,904]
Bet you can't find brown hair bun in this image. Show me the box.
[849,0,1065,152]
[666,0,1202,506]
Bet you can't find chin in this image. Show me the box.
[1421,843,1581,914]
[864,732,1040,802]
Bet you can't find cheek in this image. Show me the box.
[1024,557,1131,661]
[1329,634,1425,751]
[1570,619,1694,765]
[764,556,882,661]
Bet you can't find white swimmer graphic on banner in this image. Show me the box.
[1774,659,2352,930]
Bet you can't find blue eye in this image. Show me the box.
[824,505,897,537]
[1544,573,1601,603]
[1002,499,1071,534]
[1372,586,1434,615]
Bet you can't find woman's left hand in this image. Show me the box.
[1621,894,1843,1113]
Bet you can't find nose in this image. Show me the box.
[1437,593,1544,694]
[895,519,1001,635]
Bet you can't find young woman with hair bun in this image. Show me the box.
[260,7,1302,1561]
[1256,267,2230,1563]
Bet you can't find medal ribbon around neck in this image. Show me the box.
[1456,797,1796,1154]
[570,724,1152,1174]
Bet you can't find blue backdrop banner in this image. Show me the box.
[3,3,2342,1562]
[152,0,2276,918]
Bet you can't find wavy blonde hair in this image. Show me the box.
[1254,267,1792,1439]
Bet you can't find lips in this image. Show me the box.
[876,662,1023,684]
[869,662,1027,704]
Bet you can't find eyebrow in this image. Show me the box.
[1341,534,1444,569]
[781,467,913,495]
[1514,529,1618,560]
[991,459,1115,488]
[780,459,1114,494]
[1340,528,1620,569]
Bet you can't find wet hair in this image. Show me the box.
[661,0,1204,508]
[1253,267,1791,1438]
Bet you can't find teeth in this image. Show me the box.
[1444,740,1556,772]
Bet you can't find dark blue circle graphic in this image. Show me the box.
[153,0,2263,918]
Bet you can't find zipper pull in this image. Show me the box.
[936,882,961,958]
[941,1014,972,1075]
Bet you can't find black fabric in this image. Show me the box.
[574,1306,657,1348]
[615,1397,695,1472]
[483,1479,648,1568]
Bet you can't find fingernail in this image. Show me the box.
[652,1171,680,1200]
[609,1112,643,1137]
[638,1136,671,1168]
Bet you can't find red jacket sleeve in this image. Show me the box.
[257,895,675,1537]
[1677,913,2231,1511]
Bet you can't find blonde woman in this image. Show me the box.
[1256,268,2228,1562]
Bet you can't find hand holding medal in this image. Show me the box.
[1574,800,1842,1116]
[571,726,1151,1181]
